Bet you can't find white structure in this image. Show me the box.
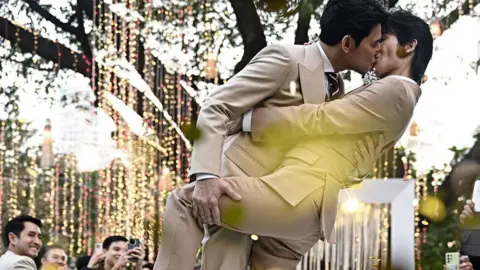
[298,179,415,270]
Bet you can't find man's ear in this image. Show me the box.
[404,39,418,55]
[397,39,417,58]
[341,35,354,53]
[8,232,17,246]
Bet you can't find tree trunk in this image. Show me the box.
[387,0,400,7]
[439,137,480,208]
[228,0,267,74]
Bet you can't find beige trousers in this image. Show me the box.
[153,173,326,270]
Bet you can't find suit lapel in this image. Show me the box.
[299,43,326,104]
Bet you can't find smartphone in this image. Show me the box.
[445,252,459,270]
[472,180,480,212]
[95,243,103,254]
[128,238,141,262]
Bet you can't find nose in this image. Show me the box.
[34,237,42,245]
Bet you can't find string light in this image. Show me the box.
[27,159,37,216]
[1,0,214,257]
[68,157,76,255]
[0,121,5,248]
[61,156,69,238]
[76,173,85,255]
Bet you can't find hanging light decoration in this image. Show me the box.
[205,53,218,80]
[430,19,444,39]
[410,121,420,137]
[40,119,54,169]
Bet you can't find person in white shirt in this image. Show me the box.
[0,215,43,270]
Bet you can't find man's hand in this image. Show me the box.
[86,252,105,269]
[130,246,146,270]
[460,200,475,224]
[460,255,474,270]
[192,178,242,225]
[112,249,136,269]
[352,134,384,178]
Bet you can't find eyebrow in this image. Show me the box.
[28,231,42,237]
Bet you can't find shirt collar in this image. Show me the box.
[316,42,334,73]
[388,75,417,85]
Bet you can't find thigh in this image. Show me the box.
[250,233,323,270]
[219,175,323,241]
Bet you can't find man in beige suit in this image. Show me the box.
[155,9,434,270]
[183,0,388,269]
[0,215,43,270]
[155,0,389,269]
[155,0,388,269]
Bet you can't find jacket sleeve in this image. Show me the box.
[250,77,414,144]
[13,257,37,270]
[188,44,293,178]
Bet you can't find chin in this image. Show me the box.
[373,68,385,78]
[28,251,39,257]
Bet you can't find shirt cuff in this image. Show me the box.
[243,109,253,132]
[195,173,220,181]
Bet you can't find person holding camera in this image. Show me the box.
[84,236,145,270]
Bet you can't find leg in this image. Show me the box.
[201,226,252,270]
[154,184,204,270]
[155,174,324,270]
[250,234,322,270]
[217,175,324,240]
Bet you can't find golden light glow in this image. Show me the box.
[430,20,443,39]
[342,198,361,213]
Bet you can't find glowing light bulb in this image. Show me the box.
[343,198,360,213]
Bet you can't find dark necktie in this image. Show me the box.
[325,72,340,101]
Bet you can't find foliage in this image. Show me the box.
[396,145,470,269]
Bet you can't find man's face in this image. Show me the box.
[374,33,406,78]
[104,241,127,266]
[345,24,383,75]
[41,248,68,268]
[10,222,42,257]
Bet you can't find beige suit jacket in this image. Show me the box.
[251,76,421,242]
[0,251,37,270]
[189,43,344,179]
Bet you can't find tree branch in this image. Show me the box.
[0,17,92,78]
[441,0,479,30]
[228,0,267,74]
[0,56,55,72]
[22,0,77,35]
[75,3,92,58]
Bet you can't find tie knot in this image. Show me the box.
[325,72,340,100]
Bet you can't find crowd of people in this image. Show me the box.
[0,215,155,270]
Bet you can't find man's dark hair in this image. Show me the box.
[320,0,389,46]
[102,235,128,250]
[384,9,434,84]
[41,244,67,258]
[3,215,42,247]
